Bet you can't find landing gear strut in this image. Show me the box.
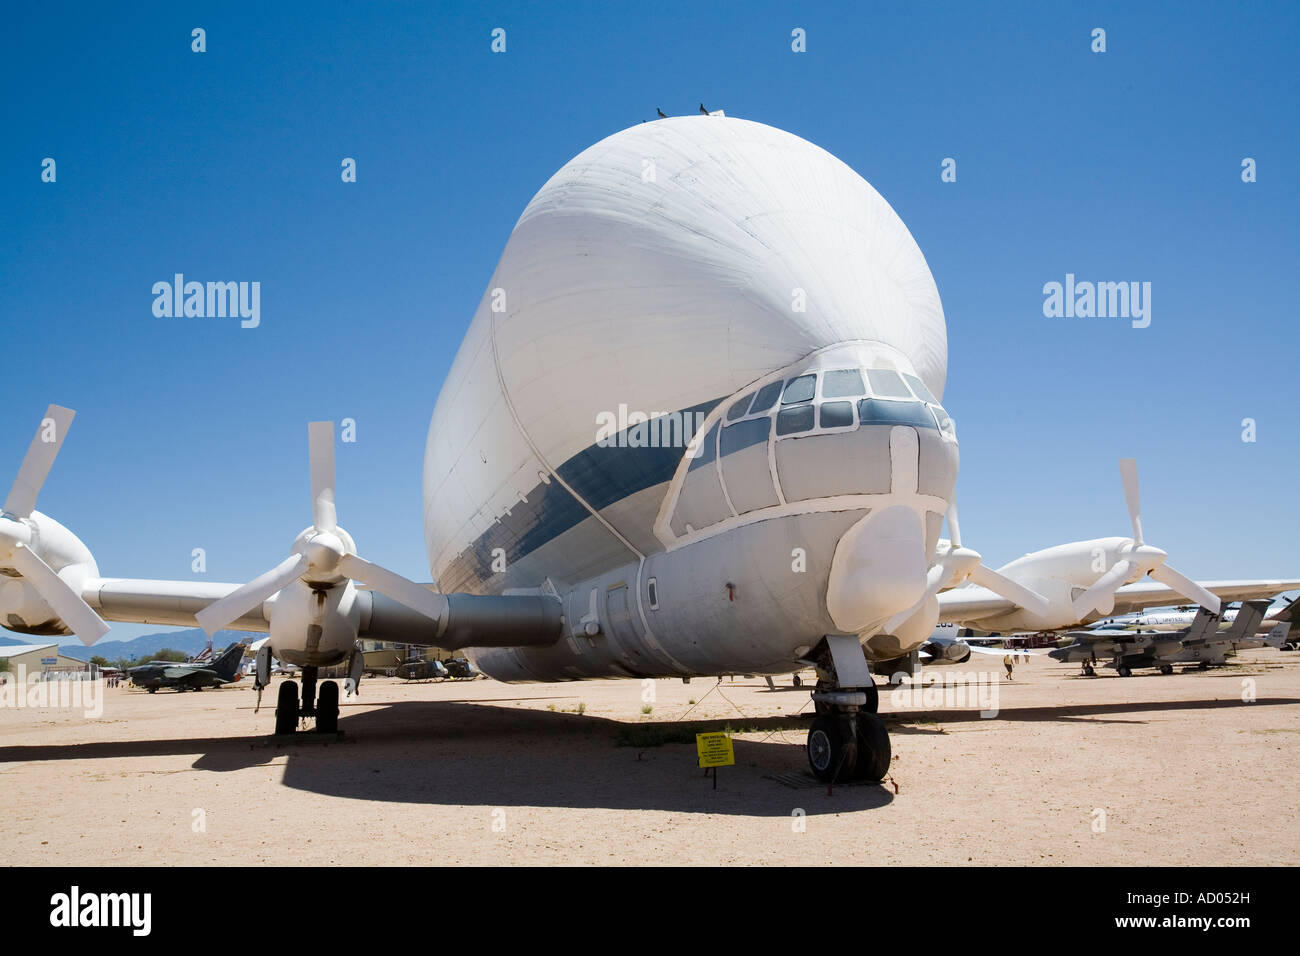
[300,666,318,717]
[804,636,891,784]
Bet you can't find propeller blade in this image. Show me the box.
[885,562,951,634]
[195,552,309,635]
[1118,458,1142,545]
[8,544,109,644]
[337,553,447,625]
[968,565,1053,618]
[1149,564,1222,615]
[1072,558,1136,619]
[308,421,337,532]
[947,501,962,550]
[4,405,76,518]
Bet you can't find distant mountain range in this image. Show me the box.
[0,628,250,662]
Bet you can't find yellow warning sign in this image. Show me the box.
[696,732,735,768]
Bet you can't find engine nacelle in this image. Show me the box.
[266,578,361,668]
[0,512,98,636]
[920,639,972,665]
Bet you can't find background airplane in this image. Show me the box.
[1049,599,1287,675]
[1086,596,1298,640]
[128,642,248,693]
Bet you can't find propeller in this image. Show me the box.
[885,500,1051,633]
[1070,458,1221,619]
[195,421,446,635]
[0,405,110,643]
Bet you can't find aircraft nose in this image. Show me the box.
[825,503,929,635]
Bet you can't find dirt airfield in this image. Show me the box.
[2,649,1297,866]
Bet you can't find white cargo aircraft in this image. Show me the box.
[2,116,1297,782]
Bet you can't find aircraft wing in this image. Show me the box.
[935,586,1017,623]
[84,578,271,633]
[937,579,1300,626]
[1105,579,1300,616]
[963,642,1048,656]
[70,576,560,651]
[162,666,216,680]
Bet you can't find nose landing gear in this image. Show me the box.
[807,691,891,783]
[805,636,891,784]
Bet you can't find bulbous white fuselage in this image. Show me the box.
[421,116,957,680]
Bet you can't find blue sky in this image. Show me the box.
[2,1,1297,642]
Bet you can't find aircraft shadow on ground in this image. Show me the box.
[2,695,1294,816]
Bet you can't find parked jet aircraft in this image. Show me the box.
[128,642,247,693]
[1049,600,1287,675]
[2,116,1297,781]
[1086,596,1297,639]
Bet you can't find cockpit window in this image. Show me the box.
[930,406,957,439]
[727,394,754,421]
[818,401,854,429]
[776,403,816,436]
[866,369,911,399]
[748,380,783,414]
[903,373,938,405]
[858,398,935,429]
[822,369,865,398]
[781,374,816,405]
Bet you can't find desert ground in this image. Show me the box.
[1,649,1297,866]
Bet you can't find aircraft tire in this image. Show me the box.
[807,715,857,783]
[1117,665,1132,677]
[853,712,891,782]
[274,680,299,735]
[1158,664,1173,675]
[863,680,878,714]
[316,681,339,734]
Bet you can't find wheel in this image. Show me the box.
[1083,665,1095,677]
[147,687,157,694]
[1158,664,1173,675]
[853,712,891,782]
[274,680,299,735]
[316,681,339,735]
[1198,661,1210,670]
[806,715,857,783]
[1117,664,1132,677]
[792,674,802,688]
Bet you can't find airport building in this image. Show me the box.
[0,643,94,680]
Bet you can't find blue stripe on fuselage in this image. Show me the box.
[437,398,720,593]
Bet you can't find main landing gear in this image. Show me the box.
[273,665,340,735]
[805,636,891,785]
